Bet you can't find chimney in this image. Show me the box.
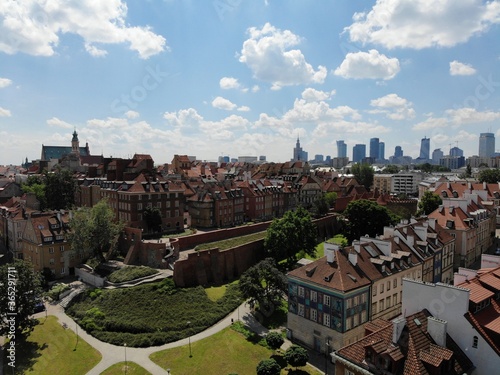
[352,240,361,253]
[428,218,436,230]
[427,317,447,347]
[392,316,406,344]
[348,250,358,266]
[407,235,414,247]
[483,181,487,189]
[324,242,338,263]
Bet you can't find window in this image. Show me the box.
[345,317,352,330]
[60,267,66,275]
[311,290,317,302]
[49,258,55,265]
[387,280,391,291]
[393,278,397,288]
[323,295,330,306]
[380,283,384,293]
[298,286,305,298]
[60,245,64,252]
[49,247,54,254]
[346,298,352,309]
[386,296,391,308]
[472,336,478,348]
[393,293,397,306]
[361,310,367,323]
[298,304,305,317]
[372,287,377,297]
[311,309,317,322]
[380,299,385,311]
[353,313,359,327]
[345,370,355,375]
[372,302,377,314]
[323,314,330,327]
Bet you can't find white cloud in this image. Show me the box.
[0,107,11,117]
[412,117,449,130]
[449,60,477,76]
[0,78,12,88]
[212,96,237,111]
[163,108,203,128]
[220,77,241,90]
[345,0,500,49]
[370,93,415,120]
[237,106,250,112]
[301,88,335,102]
[0,0,167,58]
[125,110,140,119]
[239,23,327,88]
[445,108,500,123]
[251,85,260,93]
[46,117,73,129]
[334,50,400,80]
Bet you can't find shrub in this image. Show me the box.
[265,331,284,351]
[256,358,281,375]
[45,283,71,301]
[107,265,159,283]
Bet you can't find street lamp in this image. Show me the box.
[124,343,127,375]
[187,321,192,357]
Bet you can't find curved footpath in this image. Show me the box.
[40,301,270,375]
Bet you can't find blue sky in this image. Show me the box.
[1,0,499,166]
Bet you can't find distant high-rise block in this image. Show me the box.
[293,137,307,161]
[378,142,385,161]
[419,137,430,159]
[432,148,443,165]
[336,140,347,158]
[353,144,366,163]
[479,133,495,158]
[370,138,379,159]
[394,146,403,158]
[450,146,463,157]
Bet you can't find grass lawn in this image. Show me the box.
[150,325,322,375]
[298,242,324,261]
[107,265,159,283]
[66,280,242,347]
[100,362,152,375]
[194,231,266,251]
[2,315,101,375]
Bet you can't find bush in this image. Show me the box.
[45,283,71,301]
[107,266,159,283]
[265,331,284,351]
[256,358,281,375]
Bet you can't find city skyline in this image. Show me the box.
[1,1,500,165]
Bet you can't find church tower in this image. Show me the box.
[71,129,80,155]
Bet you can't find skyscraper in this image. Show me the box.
[450,146,463,157]
[369,138,379,159]
[419,137,430,159]
[292,137,308,161]
[378,142,385,161]
[432,148,443,165]
[352,144,366,163]
[394,146,403,158]
[479,133,495,157]
[336,140,347,158]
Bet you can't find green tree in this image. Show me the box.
[351,163,374,190]
[416,191,442,216]
[330,234,348,247]
[22,175,47,210]
[67,199,124,263]
[284,345,309,369]
[44,169,78,210]
[264,206,317,264]
[239,258,287,316]
[256,358,281,375]
[0,260,43,338]
[265,331,284,351]
[144,206,163,232]
[478,168,500,184]
[342,199,398,242]
[324,192,337,207]
[312,194,329,217]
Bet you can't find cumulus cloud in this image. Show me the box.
[412,107,500,130]
[0,78,12,88]
[369,93,415,120]
[345,0,500,49]
[449,60,477,76]
[237,106,250,112]
[0,0,167,58]
[301,88,336,102]
[239,23,327,89]
[212,96,237,111]
[334,50,400,80]
[47,117,73,129]
[163,108,203,128]
[220,77,241,90]
[0,107,11,117]
[125,110,140,119]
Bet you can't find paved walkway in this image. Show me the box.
[38,300,270,375]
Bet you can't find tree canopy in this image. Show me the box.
[351,163,374,190]
[265,331,284,351]
[264,206,317,264]
[478,168,500,184]
[256,358,281,375]
[67,199,124,263]
[342,199,399,242]
[0,260,43,338]
[239,258,287,316]
[416,191,442,216]
[381,164,400,174]
[144,205,163,232]
[284,345,309,369]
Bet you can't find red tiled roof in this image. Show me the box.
[458,279,494,304]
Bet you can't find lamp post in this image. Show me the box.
[124,343,127,375]
[324,339,329,375]
[187,321,192,357]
